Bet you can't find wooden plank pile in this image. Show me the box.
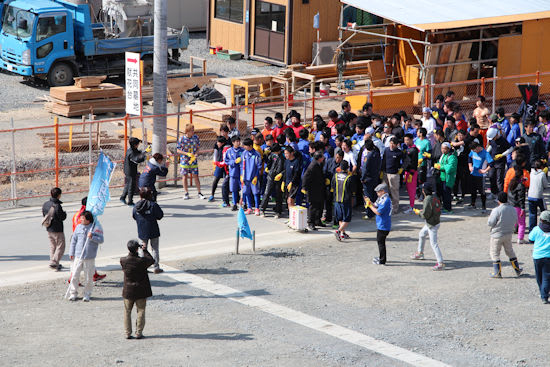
[37,128,120,152]
[45,76,125,117]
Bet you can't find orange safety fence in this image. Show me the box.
[1,70,550,207]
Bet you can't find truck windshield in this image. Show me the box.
[2,6,36,39]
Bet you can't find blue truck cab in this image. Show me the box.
[0,0,188,86]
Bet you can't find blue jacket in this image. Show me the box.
[225,146,244,178]
[382,147,403,174]
[375,193,392,231]
[138,158,169,188]
[241,149,262,181]
[529,225,550,259]
[297,139,310,157]
[69,221,104,260]
[133,199,164,240]
[361,148,381,183]
[285,157,302,186]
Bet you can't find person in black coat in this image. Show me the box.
[120,137,146,206]
[138,153,169,201]
[260,143,285,217]
[120,240,155,339]
[303,151,326,230]
[42,187,67,270]
[360,139,381,218]
[132,187,164,274]
[323,148,344,226]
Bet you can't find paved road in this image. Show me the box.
[0,188,342,286]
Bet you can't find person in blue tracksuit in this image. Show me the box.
[138,153,169,202]
[224,136,244,211]
[241,138,262,215]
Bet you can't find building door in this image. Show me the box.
[254,1,285,62]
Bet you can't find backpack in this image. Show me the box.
[42,206,55,228]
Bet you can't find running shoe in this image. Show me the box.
[403,207,413,214]
[183,192,190,200]
[334,230,342,241]
[93,273,106,282]
[432,263,445,271]
[221,202,229,208]
[198,193,206,200]
[254,208,261,216]
[231,205,238,211]
[245,208,253,215]
[341,232,350,239]
[208,195,215,202]
[411,252,425,260]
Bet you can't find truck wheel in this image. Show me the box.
[48,63,74,87]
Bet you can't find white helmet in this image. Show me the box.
[486,127,499,141]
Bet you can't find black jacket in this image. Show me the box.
[120,250,155,300]
[523,133,546,164]
[360,148,381,183]
[402,145,419,172]
[302,160,325,200]
[42,197,66,233]
[488,136,511,168]
[266,152,285,181]
[507,180,526,209]
[133,199,164,240]
[284,157,302,186]
[123,147,145,177]
[138,158,169,188]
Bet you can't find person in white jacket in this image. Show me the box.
[528,160,548,233]
[68,211,104,302]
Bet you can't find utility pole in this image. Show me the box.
[153,0,167,156]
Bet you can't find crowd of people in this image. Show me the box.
[40,90,550,339]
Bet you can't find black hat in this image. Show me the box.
[129,137,141,146]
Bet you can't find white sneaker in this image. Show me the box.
[183,193,190,200]
[403,208,413,214]
[83,295,90,302]
[68,295,77,301]
[198,193,206,200]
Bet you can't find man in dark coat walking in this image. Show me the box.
[303,151,326,231]
[132,187,164,274]
[42,187,67,270]
[120,137,146,206]
[120,240,155,339]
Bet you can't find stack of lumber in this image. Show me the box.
[427,43,472,90]
[37,129,120,152]
[45,76,125,117]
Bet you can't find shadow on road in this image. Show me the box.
[145,332,254,340]
[185,267,248,275]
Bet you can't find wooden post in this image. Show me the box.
[536,70,540,85]
[480,77,485,97]
[189,109,193,125]
[424,84,429,108]
[69,124,73,152]
[123,114,128,155]
[95,116,101,149]
[311,94,315,125]
[10,118,17,207]
[235,228,240,254]
[203,59,207,76]
[174,103,181,185]
[54,116,59,187]
[368,89,374,104]
[252,103,255,129]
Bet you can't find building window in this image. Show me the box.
[215,0,244,23]
[255,1,285,33]
[342,6,383,26]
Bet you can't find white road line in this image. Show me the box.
[161,265,451,367]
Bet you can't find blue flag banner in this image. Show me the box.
[86,151,116,217]
[313,12,320,29]
[237,207,253,240]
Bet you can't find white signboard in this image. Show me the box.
[125,52,141,116]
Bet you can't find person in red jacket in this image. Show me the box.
[290,112,305,137]
[69,197,106,282]
[271,112,288,139]
[327,110,345,136]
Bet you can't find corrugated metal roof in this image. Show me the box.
[341,0,550,31]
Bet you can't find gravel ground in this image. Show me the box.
[0,32,281,116]
[1,207,549,366]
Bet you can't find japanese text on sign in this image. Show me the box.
[125,52,141,116]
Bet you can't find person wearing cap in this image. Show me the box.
[486,126,513,197]
[365,126,385,157]
[435,142,457,213]
[331,160,353,240]
[381,137,403,214]
[411,182,445,270]
[366,183,392,265]
[468,141,493,212]
[120,137,146,206]
[120,240,155,339]
[487,192,522,279]
[528,210,550,304]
